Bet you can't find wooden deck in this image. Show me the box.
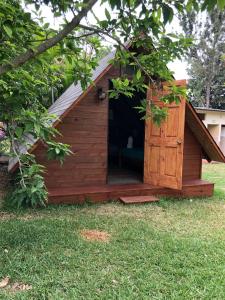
[48,179,214,204]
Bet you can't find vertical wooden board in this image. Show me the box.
[164,146,177,177]
[149,145,160,174]
[145,145,160,186]
[165,106,179,137]
[144,80,186,190]
[151,123,161,136]
[182,122,202,181]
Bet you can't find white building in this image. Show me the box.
[195,107,225,154]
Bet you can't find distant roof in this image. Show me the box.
[195,107,225,113]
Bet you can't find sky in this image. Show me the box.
[26,2,188,80]
[167,18,189,80]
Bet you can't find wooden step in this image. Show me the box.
[119,195,160,204]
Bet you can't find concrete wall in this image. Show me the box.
[196,109,225,154]
[207,124,221,144]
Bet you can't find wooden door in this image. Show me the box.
[144,81,186,190]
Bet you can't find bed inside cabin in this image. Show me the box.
[107,87,145,184]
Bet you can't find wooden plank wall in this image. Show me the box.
[33,66,120,189]
[182,122,202,181]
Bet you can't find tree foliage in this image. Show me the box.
[0,0,224,207]
[180,6,225,108]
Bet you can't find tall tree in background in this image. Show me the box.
[180,8,225,108]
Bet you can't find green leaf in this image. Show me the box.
[3,25,12,37]
[217,0,225,9]
[162,4,174,24]
[186,0,193,12]
[99,20,108,28]
[15,127,23,138]
[202,0,217,11]
[105,8,111,20]
[136,70,142,80]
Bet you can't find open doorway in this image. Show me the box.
[107,83,145,185]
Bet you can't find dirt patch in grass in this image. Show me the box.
[80,229,110,242]
[17,214,43,221]
[0,212,14,220]
[0,211,44,221]
[0,277,32,293]
[8,282,32,292]
[0,276,10,288]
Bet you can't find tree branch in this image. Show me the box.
[79,24,157,86]
[0,0,98,76]
[28,32,96,43]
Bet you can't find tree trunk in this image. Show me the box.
[205,83,211,108]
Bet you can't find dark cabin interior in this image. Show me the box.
[107,83,145,184]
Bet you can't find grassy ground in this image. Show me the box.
[1,164,225,299]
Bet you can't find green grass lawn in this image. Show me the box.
[1,163,225,299]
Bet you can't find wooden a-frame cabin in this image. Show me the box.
[8,50,225,204]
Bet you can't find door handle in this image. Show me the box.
[177,139,182,145]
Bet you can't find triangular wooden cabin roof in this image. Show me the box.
[8,50,225,172]
[186,102,225,163]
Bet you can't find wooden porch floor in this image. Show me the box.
[48,179,214,204]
